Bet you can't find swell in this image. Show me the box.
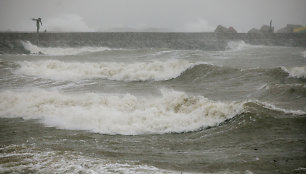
[172,64,301,83]
[172,64,240,82]
[175,64,306,82]
[14,58,306,83]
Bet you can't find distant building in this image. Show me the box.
[277,24,303,33]
[260,25,274,33]
[248,28,261,34]
[214,25,237,33]
[227,27,237,33]
[293,26,306,33]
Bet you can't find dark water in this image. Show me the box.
[0,33,306,173]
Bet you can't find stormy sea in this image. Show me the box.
[0,32,306,174]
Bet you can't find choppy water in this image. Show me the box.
[0,33,306,173]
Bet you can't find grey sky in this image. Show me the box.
[0,0,305,32]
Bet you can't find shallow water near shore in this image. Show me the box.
[0,33,306,173]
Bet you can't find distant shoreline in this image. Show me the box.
[1,31,306,34]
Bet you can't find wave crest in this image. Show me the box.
[20,41,111,56]
[16,59,196,81]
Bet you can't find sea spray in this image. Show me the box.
[0,89,244,135]
[225,40,257,51]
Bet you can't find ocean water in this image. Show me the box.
[0,33,306,173]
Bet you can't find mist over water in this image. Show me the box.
[1,33,306,173]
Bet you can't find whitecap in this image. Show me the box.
[20,40,111,56]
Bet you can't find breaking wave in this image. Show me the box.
[1,88,304,135]
[281,66,306,79]
[15,58,306,82]
[226,40,260,51]
[20,41,111,56]
[0,89,244,135]
[16,59,196,81]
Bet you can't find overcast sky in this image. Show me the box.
[0,0,305,32]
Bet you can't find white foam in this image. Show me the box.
[0,89,244,135]
[0,144,174,174]
[302,51,306,58]
[20,41,111,56]
[16,59,196,81]
[281,66,306,79]
[253,100,306,115]
[226,40,259,51]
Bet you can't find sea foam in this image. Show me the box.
[16,59,196,81]
[0,89,244,135]
[0,144,173,173]
[21,41,111,56]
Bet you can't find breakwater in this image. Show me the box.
[0,32,306,54]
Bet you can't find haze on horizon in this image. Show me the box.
[0,0,305,33]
